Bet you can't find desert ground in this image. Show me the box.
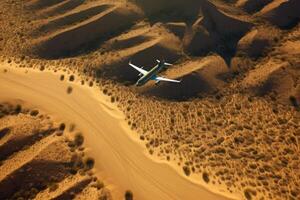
[0,0,299,200]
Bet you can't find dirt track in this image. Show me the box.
[0,63,236,200]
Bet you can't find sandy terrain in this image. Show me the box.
[0,62,235,200]
[0,101,112,199]
[0,0,299,199]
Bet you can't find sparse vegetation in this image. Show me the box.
[74,133,84,146]
[84,157,95,170]
[69,75,75,82]
[30,109,39,116]
[15,104,22,114]
[59,123,66,131]
[0,0,299,199]
[183,166,190,176]
[125,190,133,200]
[202,172,210,183]
[67,86,73,94]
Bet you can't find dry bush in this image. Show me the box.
[74,133,84,146]
[84,157,95,170]
[125,190,133,200]
[30,110,39,116]
[69,75,75,82]
[67,86,73,94]
[60,75,64,81]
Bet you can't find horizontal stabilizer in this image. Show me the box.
[155,76,181,83]
[164,62,172,66]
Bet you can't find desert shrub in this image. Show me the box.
[85,157,95,170]
[60,75,64,81]
[59,123,66,131]
[183,166,191,176]
[202,172,210,183]
[125,190,133,200]
[69,75,75,82]
[166,155,170,161]
[74,133,84,146]
[111,96,115,103]
[67,86,73,94]
[244,189,256,200]
[69,168,77,175]
[15,104,22,113]
[30,110,39,116]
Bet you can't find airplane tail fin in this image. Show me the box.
[156,59,172,66]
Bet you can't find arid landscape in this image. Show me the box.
[0,0,299,200]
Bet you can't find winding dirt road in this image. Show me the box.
[0,63,235,200]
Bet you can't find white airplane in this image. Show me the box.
[129,59,181,86]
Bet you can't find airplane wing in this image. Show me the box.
[129,62,148,75]
[155,76,181,83]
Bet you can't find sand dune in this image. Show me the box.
[99,23,183,83]
[0,0,300,199]
[32,2,143,58]
[257,0,300,28]
[236,0,273,13]
[139,55,229,100]
[237,27,280,58]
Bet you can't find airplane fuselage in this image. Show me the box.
[136,63,164,86]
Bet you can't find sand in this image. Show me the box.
[0,62,235,200]
[0,0,299,199]
[0,102,111,199]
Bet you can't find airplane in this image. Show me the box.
[129,59,181,86]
